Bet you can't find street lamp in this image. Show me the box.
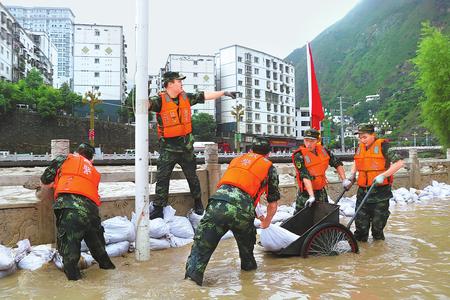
[412,132,418,147]
[425,131,430,146]
[82,87,102,147]
[231,103,244,153]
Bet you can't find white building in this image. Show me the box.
[28,31,57,86]
[0,5,14,81]
[216,45,296,151]
[8,6,75,88]
[73,24,127,120]
[164,54,216,118]
[365,94,380,102]
[295,107,311,139]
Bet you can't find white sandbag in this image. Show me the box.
[13,239,31,263]
[260,224,300,252]
[18,245,55,271]
[255,204,265,218]
[0,245,15,270]
[271,211,293,223]
[105,241,130,257]
[163,205,176,222]
[277,205,295,215]
[168,234,193,248]
[168,216,195,239]
[102,216,135,244]
[0,264,16,278]
[150,238,171,250]
[254,218,262,228]
[149,218,170,238]
[187,210,204,231]
[220,230,234,240]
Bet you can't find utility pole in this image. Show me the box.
[135,0,150,261]
[339,96,345,152]
[82,88,102,147]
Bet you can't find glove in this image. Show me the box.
[374,174,386,185]
[342,178,353,190]
[305,196,315,207]
[224,91,237,99]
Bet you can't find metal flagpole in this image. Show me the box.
[135,0,150,261]
[306,42,312,128]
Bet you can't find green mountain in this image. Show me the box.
[286,0,449,139]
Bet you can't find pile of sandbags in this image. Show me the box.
[0,245,16,278]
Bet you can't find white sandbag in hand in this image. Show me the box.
[168,216,195,239]
[149,218,170,238]
[260,224,300,252]
[103,216,135,244]
[187,210,204,231]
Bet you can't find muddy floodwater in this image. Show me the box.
[1,198,449,299]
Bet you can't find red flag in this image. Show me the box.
[307,43,324,130]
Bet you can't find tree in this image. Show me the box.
[118,86,135,123]
[412,23,450,147]
[192,112,216,142]
[59,82,82,115]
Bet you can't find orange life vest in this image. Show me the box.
[156,92,192,138]
[292,144,330,191]
[217,152,273,206]
[54,153,101,206]
[354,138,392,187]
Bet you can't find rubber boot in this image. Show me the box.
[185,271,203,286]
[64,263,82,281]
[149,205,164,220]
[98,254,116,269]
[193,199,204,215]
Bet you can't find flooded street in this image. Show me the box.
[1,197,449,299]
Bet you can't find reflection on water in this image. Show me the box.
[1,198,449,299]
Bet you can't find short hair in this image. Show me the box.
[251,137,271,155]
[76,143,95,160]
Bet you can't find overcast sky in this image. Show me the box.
[3,0,360,81]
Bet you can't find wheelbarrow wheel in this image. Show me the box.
[301,223,359,258]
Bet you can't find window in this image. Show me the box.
[95,30,100,36]
[238,56,242,62]
[246,88,252,98]
[238,68,242,74]
[266,59,270,68]
[254,56,259,64]
[301,111,309,117]
[193,73,198,77]
[301,121,310,126]
[193,60,198,65]
[255,113,260,120]
[267,103,271,111]
[245,65,251,73]
[255,90,260,99]
[238,80,243,86]
[273,72,278,80]
[254,79,259,86]
[94,72,100,77]
[193,85,198,90]
[267,115,271,122]
[94,58,99,63]
[255,101,260,109]
[95,44,100,50]
[274,105,278,112]
[285,65,289,73]
[245,53,251,61]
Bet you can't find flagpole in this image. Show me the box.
[306,42,312,127]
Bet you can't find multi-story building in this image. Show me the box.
[163,54,216,118]
[28,31,57,86]
[295,107,311,140]
[0,3,55,85]
[8,5,74,88]
[216,45,296,152]
[73,23,127,121]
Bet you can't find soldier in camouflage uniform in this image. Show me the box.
[293,128,349,211]
[350,123,404,241]
[40,143,115,280]
[148,71,237,219]
[185,137,280,286]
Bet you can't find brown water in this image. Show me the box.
[1,198,449,299]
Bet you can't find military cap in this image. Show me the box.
[76,143,95,160]
[355,123,375,134]
[304,128,320,139]
[162,71,186,83]
[251,136,271,155]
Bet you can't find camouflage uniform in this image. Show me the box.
[41,155,114,280]
[293,148,343,211]
[185,166,280,286]
[148,92,205,208]
[354,140,403,241]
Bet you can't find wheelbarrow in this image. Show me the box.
[275,183,377,258]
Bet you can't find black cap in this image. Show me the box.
[304,128,320,139]
[76,143,95,160]
[162,71,186,83]
[355,123,375,134]
[251,136,271,155]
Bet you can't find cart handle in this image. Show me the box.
[346,182,377,230]
[334,174,356,204]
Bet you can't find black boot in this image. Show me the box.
[150,205,164,220]
[185,271,203,286]
[193,199,204,215]
[64,263,82,281]
[98,254,116,269]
